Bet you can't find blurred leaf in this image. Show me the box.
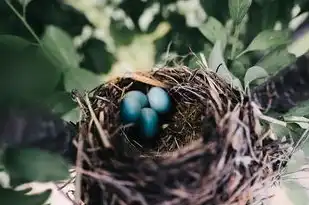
[0,149,4,171]
[2,148,69,185]
[227,35,245,55]
[236,53,251,67]
[42,25,80,70]
[283,181,309,205]
[270,123,290,139]
[188,54,201,69]
[62,107,80,123]
[285,100,309,117]
[44,92,76,116]
[228,0,252,24]
[198,17,228,49]
[287,123,309,142]
[109,17,136,46]
[229,60,246,79]
[261,1,280,29]
[0,45,62,101]
[15,187,33,195]
[138,2,161,32]
[107,32,158,79]
[284,116,309,129]
[118,0,149,30]
[204,41,214,54]
[64,68,102,92]
[0,187,51,205]
[285,149,306,173]
[237,30,290,58]
[300,131,309,156]
[271,121,309,155]
[208,40,243,90]
[0,35,33,50]
[18,0,33,7]
[244,66,268,88]
[257,46,297,75]
[80,38,115,74]
[200,0,230,23]
[254,0,268,5]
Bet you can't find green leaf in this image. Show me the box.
[300,132,309,156]
[229,60,246,79]
[16,187,33,195]
[285,99,309,117]
[208,40,243,91]
[244,66,269,88]
[0,35,33,50]
[109,17,135,46]
[284,116,309,129]
[0,187,51,205]
[254,0,268,5]
[227,35,245,55]
[80,38,115,74]
[2,148,70,185]
[286,123,308,143]
[44,92,77,116]
[257,46,297,75]
[198,17,228,49]
[260,1,280,30]
[18,0,33,7]
[270,123,290,139]
[64,67,103,92]
[236,30,290,58]
[285,149,306,173]
[203,43,214,60]
[271,122,309,154]
[0,45,62,101]
[283,181,309,205]
[228,0,252,24]
[42,25,80,70]
[188,54,202,69]
[62,107,80,123]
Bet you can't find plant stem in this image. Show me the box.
[5,0,62,70]
[230,24,241,61]
[5,0,42,46]
[22,4,27,19]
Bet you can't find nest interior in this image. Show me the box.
[75,66,292,205]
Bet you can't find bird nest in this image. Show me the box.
[73,66,292,205]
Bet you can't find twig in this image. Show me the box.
[85,93,112,148]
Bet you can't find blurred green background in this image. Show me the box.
[0,0,309,124]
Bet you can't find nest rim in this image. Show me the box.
[78,66,243,157]
[73,66,292,205]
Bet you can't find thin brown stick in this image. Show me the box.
[84,93,112,149]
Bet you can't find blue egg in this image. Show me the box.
[124,91,148,107]
[120,97,142,123]
[147,87,171,114]
[139,108,159,139]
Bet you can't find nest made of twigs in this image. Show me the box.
[74,66,292,205]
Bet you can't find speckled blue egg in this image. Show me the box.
[120,97,142,123]
[124,91,148,107]
[147,87,171,114]
[139,108,159,139]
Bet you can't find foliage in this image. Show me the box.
[0,0,309,204]
[3,148,69,186]
[0,187,52,205]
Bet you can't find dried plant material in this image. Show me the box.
[74,66,293,205]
